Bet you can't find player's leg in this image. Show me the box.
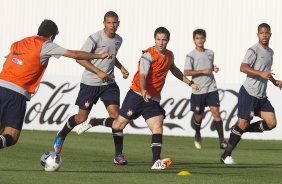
[0,87,26,149]
[221,86,253,164]
[210,106,227,149]
[0,126,20,149]
[54,108,90,154]
[54,83,98,154]
[245,99,276,132]
[191,93,205,149]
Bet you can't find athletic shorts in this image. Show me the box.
[190,90,220,114]
[237,86,274,120]
[119,90,166,121]
[75,83,120,110]
[0,87,27,130]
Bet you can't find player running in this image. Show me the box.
[0,19,111,149]
[76,27,200,169]
[53,11,129,165]
[220,23,282,164]
[184,29,227,150]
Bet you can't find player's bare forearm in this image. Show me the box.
[115,58,123,69]
[171,65,191,84]
[64,50,105,60]
[240,63,262,76]
[184,69,211,77]
[76,59,101,74]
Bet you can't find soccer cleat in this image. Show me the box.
[151,157,172,170]
[220,155,237,164]
[113,154,128,165]
[76,122,93,135]
[53,134,65,154]
[194,140,202,149]
[194,133,202,149]
[220,141,228,149]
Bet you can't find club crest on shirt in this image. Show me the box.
[250,111,254,118]
[127,109,133,117]
[84,101,90,108]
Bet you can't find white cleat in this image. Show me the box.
[194,141,202,149]
[220,156,237,164]
[151,157,172,170]
[76,123,93,135]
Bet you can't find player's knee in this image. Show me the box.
[267,121,276,130]
[152,126,163,134]
[108,111,119,119]
[75,114,88,124]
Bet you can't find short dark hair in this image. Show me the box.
[193,29,206,39]
[37,19,59,37]
[104,11,119,21]
[154,27,170,40]
[258,23,271,32]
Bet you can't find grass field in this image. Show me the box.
[1,130,282,184]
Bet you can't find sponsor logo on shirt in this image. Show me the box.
[127,109,133,117]
[12,58,23,65]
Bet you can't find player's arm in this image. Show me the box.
[139,53,152,102]
[269,75,282,89]
[184,68,212,77]
[240,63,273,80]
[170,64,200,91]
[76,59,112,82]
[115,58,129,79]
[63,50,111,60]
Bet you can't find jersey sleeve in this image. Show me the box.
[242,49,256,66]
[81,36,96,53]
[140,52,152,76]
[184,54,193,70]
[40,41,67,59]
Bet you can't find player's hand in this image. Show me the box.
[260,70,274,80]
[97,71,112,82]
[100,52,112,59]
[213,65,219,73]
[275,80,282,90]
[202,68,213,75]
[192,83,201,91]
[141,90,149,102]
[121,66,129,79]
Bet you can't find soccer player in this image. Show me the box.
[76,27,200,169]
[220,23,282,164]
[53,11,130,165]
[184,29,227,150]
[0,19,111,150]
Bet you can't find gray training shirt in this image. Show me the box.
[80,29,122,86]
[184,49,217,94]
[242,43,273,99]
[0,40,67,100]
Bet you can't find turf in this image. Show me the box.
[1,130,282,184]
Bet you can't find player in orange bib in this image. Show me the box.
[0,19,111,150]
[76,27,200,169]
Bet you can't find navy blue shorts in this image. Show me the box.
[75,83,120,110]
[238,86,274,120]
[0,87,27,130]
[190,90,220,114]
[119,90,166,121]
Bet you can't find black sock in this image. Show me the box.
[0,134,14,149]
[112,129,123,155]
[214,120,224,143]
[151,134,162,163]
[245,120,270,132]
[90,117,114,128]
[222,125,244,158]
[193,118,201,141]
[59,115,77,137]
